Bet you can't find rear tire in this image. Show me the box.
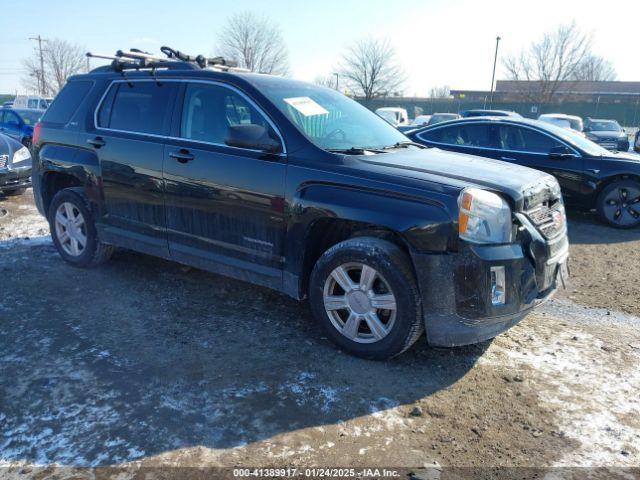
[596,180,640,229]
[309,237,424,360]
[48,188,114,267]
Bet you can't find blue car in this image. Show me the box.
[0,107,42,148]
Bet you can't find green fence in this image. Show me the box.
[358,97,640,128]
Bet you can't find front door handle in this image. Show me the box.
[500,156,516,161]
[169,149,194,163]
[87,137,106,148]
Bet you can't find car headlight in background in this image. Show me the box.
[12,146,31,165]
[458,188,512,244]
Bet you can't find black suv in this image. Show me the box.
[31,48,569,359]
[408,117,640,228]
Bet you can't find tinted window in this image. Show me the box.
[496,126,562,153]
[420,124,491,147]
[16,110,41,125]
[104,82,177,135]
[180,83,271,144]
[44,81,93,124]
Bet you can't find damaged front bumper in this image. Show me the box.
[0,166,32,192]
[413,230,568,347]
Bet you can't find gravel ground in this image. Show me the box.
[0,190,639,478]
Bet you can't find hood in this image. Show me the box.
[601,151,640,162]
[587,130,626,138]
[355,147,554,205]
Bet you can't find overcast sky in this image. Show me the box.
[1,0,637,96]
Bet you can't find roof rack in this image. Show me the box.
[86,46,249,73]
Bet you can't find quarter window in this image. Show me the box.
[98,82,177,135]
[45,80,93,124]
[180,83,272,145]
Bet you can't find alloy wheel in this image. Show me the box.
[603,185,640,227]
[323,262,397,344]
[54,202,87,257]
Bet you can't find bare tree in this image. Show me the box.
[22,38,85,96]
[314,74,338,89]
[339,38,406,101]
[503,22,592,103]
[217,12,289,75]
[429,85,450,98]
[572,54,617,81]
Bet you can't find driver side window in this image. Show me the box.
[180,83,271,145]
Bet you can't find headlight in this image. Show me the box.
[458,188,512,244]
[12,146,31,165]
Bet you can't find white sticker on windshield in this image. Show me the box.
[283,97,329,117]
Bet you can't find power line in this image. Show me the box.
[29,35,48,96]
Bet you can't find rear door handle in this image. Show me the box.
[500,156,517,161]
[169,150,194,163]
[87,137,106,148]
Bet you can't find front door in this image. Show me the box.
[163,81,287,289]
[84,80,178,256]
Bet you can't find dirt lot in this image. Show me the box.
[0,191,639,478]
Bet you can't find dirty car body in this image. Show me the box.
[31,60,568,356]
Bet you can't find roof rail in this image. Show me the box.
[86,46,250,74]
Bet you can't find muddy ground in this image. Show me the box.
[0,191,639,479]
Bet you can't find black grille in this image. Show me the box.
[525,202,565,239]
[0,155,7,169]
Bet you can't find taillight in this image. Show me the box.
[32,121,42,145]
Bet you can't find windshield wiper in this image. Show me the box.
[380,141,427,150]
[327,147,387,155]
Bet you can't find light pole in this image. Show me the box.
[489,36,501,109]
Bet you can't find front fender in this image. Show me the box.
[283,179,456,298]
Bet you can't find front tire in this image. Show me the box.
[309,237,424,360]
[596,180,640,229]
[48,188,114,267]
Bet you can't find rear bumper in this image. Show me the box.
[413,237,567,347]
[0,167,31,191]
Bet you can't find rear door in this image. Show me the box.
[85,80,178,256]
[163,81,287,289]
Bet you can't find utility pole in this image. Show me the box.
[489,36,501,109]
[29,35,48,96]
[333,72,339,91]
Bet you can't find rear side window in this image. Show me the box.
[43,81,93,124]
[98,82,177,135]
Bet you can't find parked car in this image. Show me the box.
[583,118,629,152]
[428,113,461,125]
[375,107,409,126]
[12,95,51,110]
[0,133,32,196]
[411,114,432,127]
[0,107,42,147]
[460,109,522,118]
[2,101,13,108]
[32,49,568,359]
[408,117,640,228]
[537,113,584,133]
[635,130,640,153]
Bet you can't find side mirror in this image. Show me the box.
[225,124,282,154]
[549,145,576,160]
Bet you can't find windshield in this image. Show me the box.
[16,110,41,126]
[261,83,407,150]
[539,122,610,156]
[376,110,399,125]
[587,120,621,132]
